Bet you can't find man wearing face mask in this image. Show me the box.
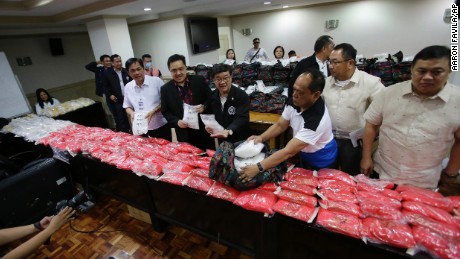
[142,54,162,78]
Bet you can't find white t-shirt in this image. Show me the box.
[35,98,60,115]
[281,97,334,153]
[244,48,269,62]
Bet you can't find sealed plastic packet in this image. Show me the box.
[183,103,199,130]
[132,112,149,135]
[200,114,224,133]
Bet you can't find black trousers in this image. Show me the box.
[147,123,172,141]
[335,138,362,176]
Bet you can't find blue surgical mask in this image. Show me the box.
[145,62,152,69]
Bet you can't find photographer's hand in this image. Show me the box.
[1,207,75,259]
[47,207,75,232]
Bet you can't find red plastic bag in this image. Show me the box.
[403,210,460,238]
[183,175,215,192]
[170,153,198,167]
[361,217,415,249]
[402,201,457,226]
[381,189,402,201]
[448,196,460,209]
[275,189,317,207]
[207,182,240,202]
[190,168,209,178]
[400,191,453,212]
[319,200,364,218]
[396,185,444,198]
[354,174,394,190]
[159,172,189,185]
[356,191,402,209]
[284,167,314,181]
[257,182,278,192]
[115,156,142,171]
[288,175,319,188]
[272,199,317,223]
[412,225,460,259]
[280,181,315,196]
[316,208,362,239]
[233,189,278,214]
[166,142,203,154]
[131,162,162,177]
[146,137,170,145]
[319,179,357,193]
[315,189,358,204]
[194,157,211,170]
[359,200,404,221]
[317,168,356,187]
[144,155,168,167]
[162,161,195,174]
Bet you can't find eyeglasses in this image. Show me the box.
[329,59,351,66]
[214,76,231,83]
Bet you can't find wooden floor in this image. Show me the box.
[1,196,253,259]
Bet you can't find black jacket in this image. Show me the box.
[207,85,250,143]
[103,67,132,100]
[288,53,330,98]
[85,62,109,97]
[161,75,211,125]
[161,75,212,147]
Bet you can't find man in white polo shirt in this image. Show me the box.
[239,69,337,182]
[123,57,170,139]
[361,45,460,189]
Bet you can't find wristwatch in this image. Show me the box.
[256,162,264,173]
[227,129,233,136]
[442,169,459,178]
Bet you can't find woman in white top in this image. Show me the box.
[35,88,60,115]
[273,45,285,60]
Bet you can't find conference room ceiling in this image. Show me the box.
[0,0,355,35]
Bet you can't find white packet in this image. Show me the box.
[234,140,265,158]
[234,152,265,171]
[132,112,149,135]
[183,103,199,130]
[200,114,224,133]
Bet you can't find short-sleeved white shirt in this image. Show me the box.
[123,75,167,130]
[364,80,460,189]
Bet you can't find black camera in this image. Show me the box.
[55,190,94,213]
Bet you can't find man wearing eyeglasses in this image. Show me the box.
[361,45,460,189]
[243,38,269,63]
[160,54,213,150]
[322,43,385,176]
[205,64,250,143]
[288,35,334,98]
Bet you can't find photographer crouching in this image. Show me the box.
[0,207,75,258]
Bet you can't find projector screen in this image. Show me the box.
[0,52,31,119]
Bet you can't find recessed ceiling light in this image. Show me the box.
[264,1,271,4]
[144,7,152,11]
[283,5,289,8]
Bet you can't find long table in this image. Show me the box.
[69,154,431,259]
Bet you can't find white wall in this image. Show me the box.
[0,33,94,94]
[129,16,221,75]
[0,0,455,97]
[231,0,452,60]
